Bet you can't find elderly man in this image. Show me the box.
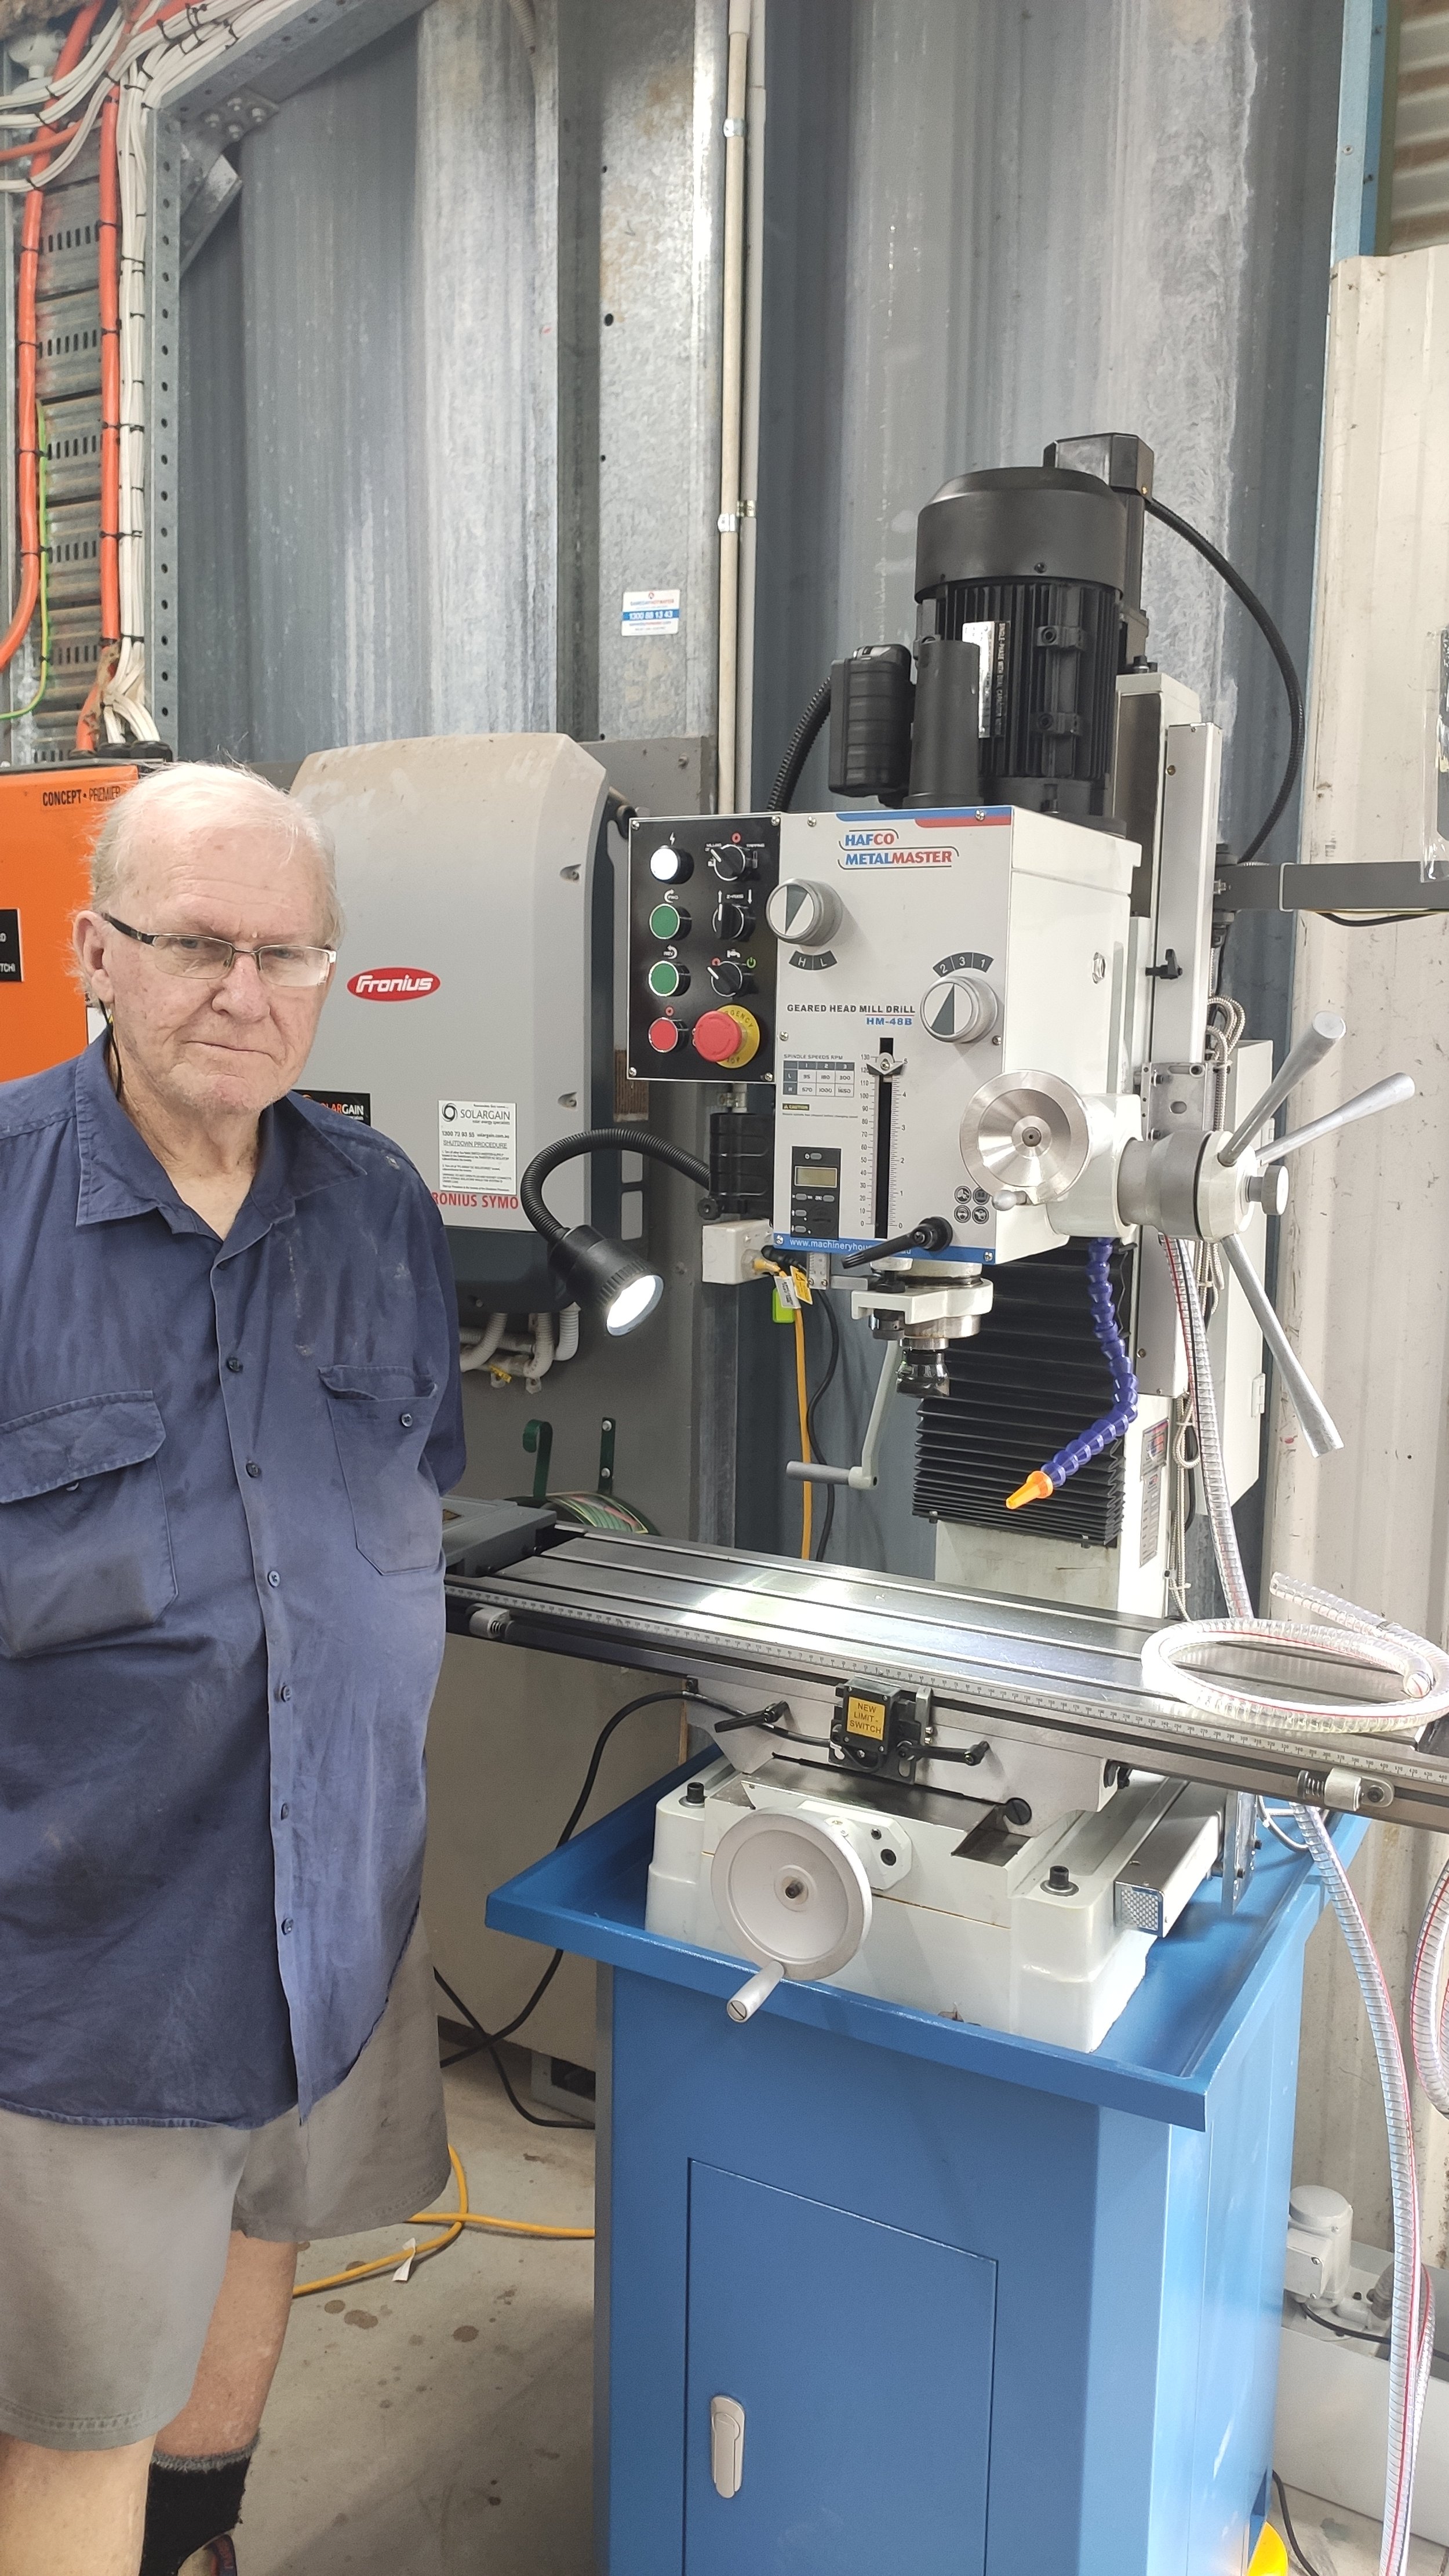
[0,763,464,2576]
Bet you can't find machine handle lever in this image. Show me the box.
[786,1345,901,1493]
[726,1962,782,2024]
[1256,1071,1415,1165]
[1218,1234,1342,1457]
[1217,1009,1345,1165]
[839,1216,953,1268]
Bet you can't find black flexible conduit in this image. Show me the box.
[770,675,832,811]
[1143,491,1305,865]
[519,1124,711,1246]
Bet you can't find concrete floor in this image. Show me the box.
[239,2048,596,2576]
[1270,2485,1449,2576]
[231,2046,1439,2576]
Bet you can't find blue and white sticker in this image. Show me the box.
[621,587,681,637]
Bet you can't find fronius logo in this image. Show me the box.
[347,967,442,1000]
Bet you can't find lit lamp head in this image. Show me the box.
[551,1224,664,1336]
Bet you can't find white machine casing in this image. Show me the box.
[769,803,1135,1265]
[647,1756,1219,2053]
[294,733,610,1235]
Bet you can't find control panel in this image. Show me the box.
[627,813,782,1083]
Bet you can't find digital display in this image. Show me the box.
[803,1163,839,1189]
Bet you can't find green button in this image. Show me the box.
[647,958,683,998]
[649,902,685,941]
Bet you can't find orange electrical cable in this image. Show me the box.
[0,0,107,681]
[0,122,82,164]
[78,82,121,749]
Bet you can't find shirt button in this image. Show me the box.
[246,1460,261,1478]
[279,1803,290,1821]
[281,1917,294,1935]
[267,1570,281,1588]
[399,1411,413,1427]
[226,1356,243,1373]
[276,1683,292,1701]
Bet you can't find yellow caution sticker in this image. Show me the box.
[846,1694,887,1741]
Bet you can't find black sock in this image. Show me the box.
[139,2443,255,2575]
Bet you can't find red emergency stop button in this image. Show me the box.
[693,1006,761,1068]
[648,1017,680,1054]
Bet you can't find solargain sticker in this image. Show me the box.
[438,1100,518,1203]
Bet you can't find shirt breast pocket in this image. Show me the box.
[320,1365,445,1574]
[0,1392,177,1660]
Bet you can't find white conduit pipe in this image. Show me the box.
[733,0,766,805]
[1152,1238,1435,2576]
[713,0,751,814]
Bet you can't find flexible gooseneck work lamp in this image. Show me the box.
[519,1124,711,1335]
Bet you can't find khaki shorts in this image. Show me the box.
[0,1918,448,2451]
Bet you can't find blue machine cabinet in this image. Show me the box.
[489,1764,1361,2575]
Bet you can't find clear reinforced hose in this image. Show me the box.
[1411,1858,1449,2120]
[1155,1239,1433,2576]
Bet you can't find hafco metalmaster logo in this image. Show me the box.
[838,828,955,868]
[347,966,442,1000]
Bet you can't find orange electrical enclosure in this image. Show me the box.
[0,763,141,1082]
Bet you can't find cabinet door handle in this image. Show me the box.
[709,2393,745,2498]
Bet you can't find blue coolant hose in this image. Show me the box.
[1005,1236,1138,1510]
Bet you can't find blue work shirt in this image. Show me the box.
[0,1036,465,2125]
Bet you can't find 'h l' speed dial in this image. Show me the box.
[764,879,842,951]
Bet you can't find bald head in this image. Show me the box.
[89,763,341,947]
[73,761,343,1141]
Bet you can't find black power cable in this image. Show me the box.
[1320,911,1428,928]
[771,676,832,812]
[1143,491,1305,866]
[435,1683,782,2127]
[805,1292,842,1560]
[1271,2473,1326,2576]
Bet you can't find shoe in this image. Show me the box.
[179,2542,238,2576]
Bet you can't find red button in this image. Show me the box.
[648,1017,680,1053]
[693,1009,743,1063]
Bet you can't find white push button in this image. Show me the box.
[709,2393,745,2498]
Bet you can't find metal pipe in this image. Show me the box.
[733,0,766,806]
[1217,1009,1345,1165]
[714,2,751,813]
[1220,1233,1343,1457]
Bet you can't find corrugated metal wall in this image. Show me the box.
[1389,0,1449,247]
[751,0,1337,869]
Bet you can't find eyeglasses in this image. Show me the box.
[100,914,337,991]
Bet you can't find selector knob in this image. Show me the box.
[920,973,998,1045]
[707,843,752,883]
[709,959,747,998]
[713,896,747,941]
[647,957,688,999]
[764,879,843,951]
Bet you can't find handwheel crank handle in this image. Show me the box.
[727,1961,783,2024]
[1256,1071,1415,1165]
[1218,1234,1343,1457]
[1218,1010,1345,1166]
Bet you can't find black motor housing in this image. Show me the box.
[913,437,1152,824]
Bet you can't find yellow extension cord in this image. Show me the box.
[754,1257,813,1560]
[292,2146,593,2299]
